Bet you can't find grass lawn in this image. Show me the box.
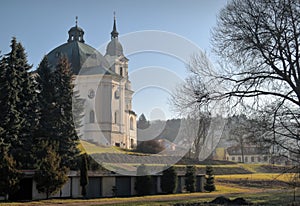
[216,173,293,182]
[1,179,299,206]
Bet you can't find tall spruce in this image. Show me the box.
[35,57,57,148]
[36,56,80,169]
[0,38,38,169]
[14,42,39,169]
[52,57,80,168]
[0,38,23,154]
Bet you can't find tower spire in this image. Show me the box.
[75,16,78,27]
[111,11,119,39]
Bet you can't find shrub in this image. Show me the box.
[161,166,177,194]
[135,164,152,195]
[204,165,216,192]
[185,165,196,192]
[136,139,165,154]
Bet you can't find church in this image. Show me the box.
[46,16,137,149]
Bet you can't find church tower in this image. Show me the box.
[104,14,136,149]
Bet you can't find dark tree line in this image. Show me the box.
[0,38,84,199]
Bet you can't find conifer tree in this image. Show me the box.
[185,165,196,192]
[204,165,215,192]
[0,38,23,155]
[0,38,38,169]
[0,143,21,200]
[36,56,81,169]
[135,164,152,195]
[14,42,39,169]
[80,153,89,198]
[52,56,80,168]
[35,57,57,149]
[34,141,68,199]
[137,113,150,129]
[161,166,177,194]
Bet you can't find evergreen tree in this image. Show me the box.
[161,166,177,194]
[0,38,38,169]
[185,165,196,192]
[36,56,80,169]
[0,38,23,155]
[80,153,89,198]
[135,164,152,196]
[0,143,21,200]
[137,113,150,129]
[204,165,215,192]
[34,141,68,199]
[52,57,80,168]
[14,41,39,169]
[35,56,57,160]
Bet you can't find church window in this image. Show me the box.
[120,67,123,76]
[114,111,118,124]
[90,110,95,123]
[130,117,134,130]
[130,139,134,148]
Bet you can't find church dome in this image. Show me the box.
[47,19,112,75]
[106,38,124,56]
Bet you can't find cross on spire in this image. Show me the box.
[111,11,119,39]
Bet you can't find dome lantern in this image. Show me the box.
[68,16,85,43]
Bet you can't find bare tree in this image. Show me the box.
[170,53,226,160]
[172,0,300,164]
[195,0,300,163]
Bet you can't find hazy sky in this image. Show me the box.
[0,0,228,120]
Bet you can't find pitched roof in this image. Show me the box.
[226,146,269,155]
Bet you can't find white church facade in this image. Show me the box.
[46,17,137,149]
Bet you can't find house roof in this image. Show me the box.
[226,146,269,155]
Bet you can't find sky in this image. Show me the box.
[0,0,228,120]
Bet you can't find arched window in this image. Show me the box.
[120,67,123,76]
[130,117,134,130]
[90,110,95,123]
[114,111,118,124]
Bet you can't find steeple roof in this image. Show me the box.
[105,13,124,57]
[110,12,119,39]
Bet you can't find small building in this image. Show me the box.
[225,145,271,164]
[9,170,205,200]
